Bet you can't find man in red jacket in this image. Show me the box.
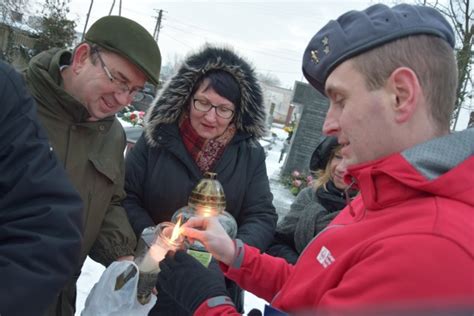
[157,3,474,315]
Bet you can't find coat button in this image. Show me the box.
[99,125,105,131]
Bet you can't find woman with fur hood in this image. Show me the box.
[123,45,277,315]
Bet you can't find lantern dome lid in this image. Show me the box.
[188,172,226,212]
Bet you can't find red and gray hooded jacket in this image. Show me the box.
[196,129,474,315]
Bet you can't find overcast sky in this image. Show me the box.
[62,0,380,89]
[29,0,471,129]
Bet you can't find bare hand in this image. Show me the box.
[181,217,235,265]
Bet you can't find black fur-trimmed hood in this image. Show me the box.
[145,45,266,147]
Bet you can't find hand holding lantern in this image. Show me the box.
[128,221,185,305]
[180,216,236,266]
[171,172,237,267]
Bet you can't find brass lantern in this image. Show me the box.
[171,172,238,250]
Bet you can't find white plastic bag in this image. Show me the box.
[82,261,157,316]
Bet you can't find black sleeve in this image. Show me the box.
[265,187,314,264]
[0,62,83,315]
[123,134,156,238]
[235,145,278,251]
[265,233,299,264]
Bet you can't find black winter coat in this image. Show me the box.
[124,124,277,315]
[124,45,277,315]
[0,61,83,315]
[124,123,276,250]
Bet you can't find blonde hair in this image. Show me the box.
[313,145,342,191]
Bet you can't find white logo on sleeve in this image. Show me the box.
[317,246,335,268]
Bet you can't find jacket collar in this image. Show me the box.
[347,129,474,211]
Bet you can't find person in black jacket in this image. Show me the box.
[266,136,357,264]
[0,61,83,315]
[123,45,277,315]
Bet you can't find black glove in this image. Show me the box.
[158,250,229,313]
[248,308,263,316]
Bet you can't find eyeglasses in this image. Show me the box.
[193,98,235,119]
[92,48,141,96]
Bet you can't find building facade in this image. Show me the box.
[261,82,293,126]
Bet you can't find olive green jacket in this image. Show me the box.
[25,48,136,267]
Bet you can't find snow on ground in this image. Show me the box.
[76,124,294,315]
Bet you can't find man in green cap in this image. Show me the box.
[24,15,161,316]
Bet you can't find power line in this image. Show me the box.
[114,4,309,58]
[256,68,301,75]
[198,2,329,21]
[166,15,303,55]
[163,22,301,63]
[161,32,194,49]
[115,3,311,84]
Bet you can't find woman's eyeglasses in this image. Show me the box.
[193,98,235,119]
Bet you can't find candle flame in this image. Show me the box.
[200,207,213,217]
[170,216,182,241]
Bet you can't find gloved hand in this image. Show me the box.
[157,250,230,313]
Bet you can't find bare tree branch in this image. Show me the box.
[426,0,473,129]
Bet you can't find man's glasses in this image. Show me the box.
[92,47,141,96]
[193,98,235,119]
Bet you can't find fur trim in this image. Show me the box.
[145,45,266,147]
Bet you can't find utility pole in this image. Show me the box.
[81,0,94,41]
[109,0,116,15]
[118,0,122,16]
[153,9,164,42]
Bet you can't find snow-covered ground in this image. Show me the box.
[76,124,293,315]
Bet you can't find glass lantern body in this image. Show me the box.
[171,172,237,249]
[172,205,237,250]
[134,222,185,304]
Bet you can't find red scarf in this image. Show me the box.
[179,115,236,173]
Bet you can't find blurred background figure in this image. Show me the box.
[278,138,290,163]
[267,136,357,263]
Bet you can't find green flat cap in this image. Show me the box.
[85,15,161,85]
